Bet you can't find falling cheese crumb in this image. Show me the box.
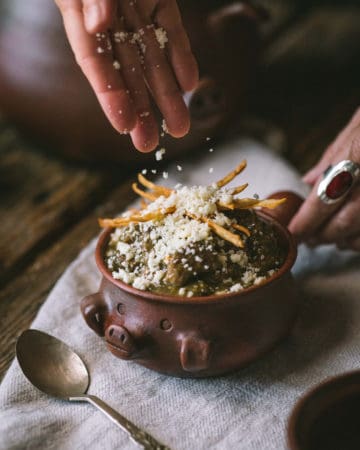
[155,148,166,161]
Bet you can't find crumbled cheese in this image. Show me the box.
[97,47,105,53]
[113,60,121,70]
[105,183,282,296]
[155,148,166,161]
[155,27,168,49]
[141,169,147,175]
[161,119,168,134]
[230,283,243,293]
[162,172,168,179]
[113,31,128,43]
[209,168,214,173]
[177,165,183,172]
[209,148,214,153]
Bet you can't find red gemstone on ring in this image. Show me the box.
[325,171,353,199]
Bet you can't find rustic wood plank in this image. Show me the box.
[0,124,124,287]
[0,180,136,380]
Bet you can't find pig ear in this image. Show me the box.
[179,333,212,372]
[81,293,106,336]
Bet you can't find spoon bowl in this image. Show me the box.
[16,329,89,398]
[16,329,169,450]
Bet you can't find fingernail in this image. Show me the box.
[84,4,101,31]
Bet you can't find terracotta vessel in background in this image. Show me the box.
[0,1,266,164]
[81,191,302,378]
[287,370,360,450]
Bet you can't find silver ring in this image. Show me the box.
[317,160,360,205]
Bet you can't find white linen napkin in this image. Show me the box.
[1,138,359,450]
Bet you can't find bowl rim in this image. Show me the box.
[287,369,360,450]
[95,210,297,305]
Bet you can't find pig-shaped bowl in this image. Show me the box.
[81,208,299,378]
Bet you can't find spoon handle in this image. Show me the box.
[69,394,170,450]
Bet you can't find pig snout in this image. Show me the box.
[105,325,137,359]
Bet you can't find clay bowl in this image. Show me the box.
[287,370,360,450]
[81,192,302,378]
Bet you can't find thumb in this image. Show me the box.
[82,0,115,33]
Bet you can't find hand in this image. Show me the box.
[289,108,360,251]
[55,0,199,152]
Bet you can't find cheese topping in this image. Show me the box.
[104,184,285,296]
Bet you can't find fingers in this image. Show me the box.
[82,0,116,33]
[56,0,197,150]
[56,1,136,133]
[155,0,199,92]
[313,186,360,245]
[302,110,360,185]
[288,183,342,241]
[291,109,360,246]
[112,22,159,151]
[119,0,190,138]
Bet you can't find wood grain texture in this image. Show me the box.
[0,181,135,379]
[0,129,118,287]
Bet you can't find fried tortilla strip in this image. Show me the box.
[217,201,235,210]
[218,197,286,211]
[186,212,244,248]
[233,197,286,209]
[99,207,176,228]
[127,207,140,214]
[216,160,247,188]
[206,220,245,248]
[231,183,248,195]
[132,183,159,201]
[140,199,148,209]
[137,174,173,196]
[232,223,251,237]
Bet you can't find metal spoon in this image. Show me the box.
[16,329,169,450]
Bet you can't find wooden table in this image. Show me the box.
[1,1,360,381]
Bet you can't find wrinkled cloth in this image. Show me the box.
[1,138,359,450]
